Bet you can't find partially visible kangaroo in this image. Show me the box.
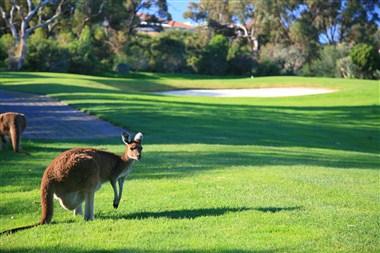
[0,112,27,152]
[40,130,143,224]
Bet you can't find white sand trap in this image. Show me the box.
[157,88,336,97]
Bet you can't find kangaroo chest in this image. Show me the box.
[118,164,134,179]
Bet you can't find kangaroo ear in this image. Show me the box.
[134,132,143,143]
[121,132,132,144]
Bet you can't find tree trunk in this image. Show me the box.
[15,36,28,70]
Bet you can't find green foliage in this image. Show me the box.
[227,39,254,75]
[181,29,209,73]
[258,43,306,75]
[336,56,361,79]
[68,26,100,74]
[198,35,229,75]
[0,34,13,68]
[350,43,380,78]
[252,60,282,76]
[124,35,152,72]
[26,29,70,72]
[150,35,186,73]
[302,44,351,77]
[125,31,203,73]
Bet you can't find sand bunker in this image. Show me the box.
[157,88,336,97]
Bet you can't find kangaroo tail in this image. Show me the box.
[9,124,20,152]
[40,172,54,224]
[0,223,40,236]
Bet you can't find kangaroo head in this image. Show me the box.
[121,131,143,161]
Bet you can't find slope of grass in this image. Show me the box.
[0,72,379,252]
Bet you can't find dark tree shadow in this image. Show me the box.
[254,206,302,213]
[97,206,302,220]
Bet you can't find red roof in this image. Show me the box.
[166,21,193,29]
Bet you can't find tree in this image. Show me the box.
[0,0,66,70]
[230,0,258,52]
[184,0,303,52]
[184,0,231,25]
[0,0,171,71]
[350,43,380,78]
[305,0,380,44]
[150,34,186,73]
[198,34,229,75]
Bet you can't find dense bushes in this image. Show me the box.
[150,35,187,73]
[350,44,380,79]
[0,26,378,79]
[301,44,350,77]
[26,30,70,72]
[0,34,13,69]
[257,43,307,76]
[301,43,380,79]
[124,32,254,75]
[198,35,229,75]
[227,39,253,75]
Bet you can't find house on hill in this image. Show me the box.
[136,13,194,36]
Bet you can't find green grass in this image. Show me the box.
[0,72,379,252]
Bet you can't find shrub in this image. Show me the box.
[227,39,253,75]
[350,43,380,78]
[0,34,13,68]
[303,44,350,77]
[259,43,306,75]
[150,35,186,73]
[68,26,100,74]
[198,34,229,75]
[124,35,152,72]
[336,56,361,79]
[252,60,282,76]
[26,29,70,72]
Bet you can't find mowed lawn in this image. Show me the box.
[0,72,379,253]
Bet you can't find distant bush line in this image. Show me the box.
[0,28,379,79]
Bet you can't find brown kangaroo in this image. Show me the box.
[0,112,27,152]
[0,130,143,235]
[40,131,143,224]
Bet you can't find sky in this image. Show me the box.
[167,0,193,23]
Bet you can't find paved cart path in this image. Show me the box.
[0,89,124,140]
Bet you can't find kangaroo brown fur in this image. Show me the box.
[40,131,143,224]
[0,112,27,152]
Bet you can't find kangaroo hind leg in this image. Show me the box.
[84,191,95,221]
[74,205,83,216]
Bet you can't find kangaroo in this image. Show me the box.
[39,131,143,224]
[0,131,143,235]
[0,112,27,152]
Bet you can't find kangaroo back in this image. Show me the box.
[40,171,54,224]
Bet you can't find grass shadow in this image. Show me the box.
[98,206,301,220]
[254,206,302,213]
[76,97,379,153]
